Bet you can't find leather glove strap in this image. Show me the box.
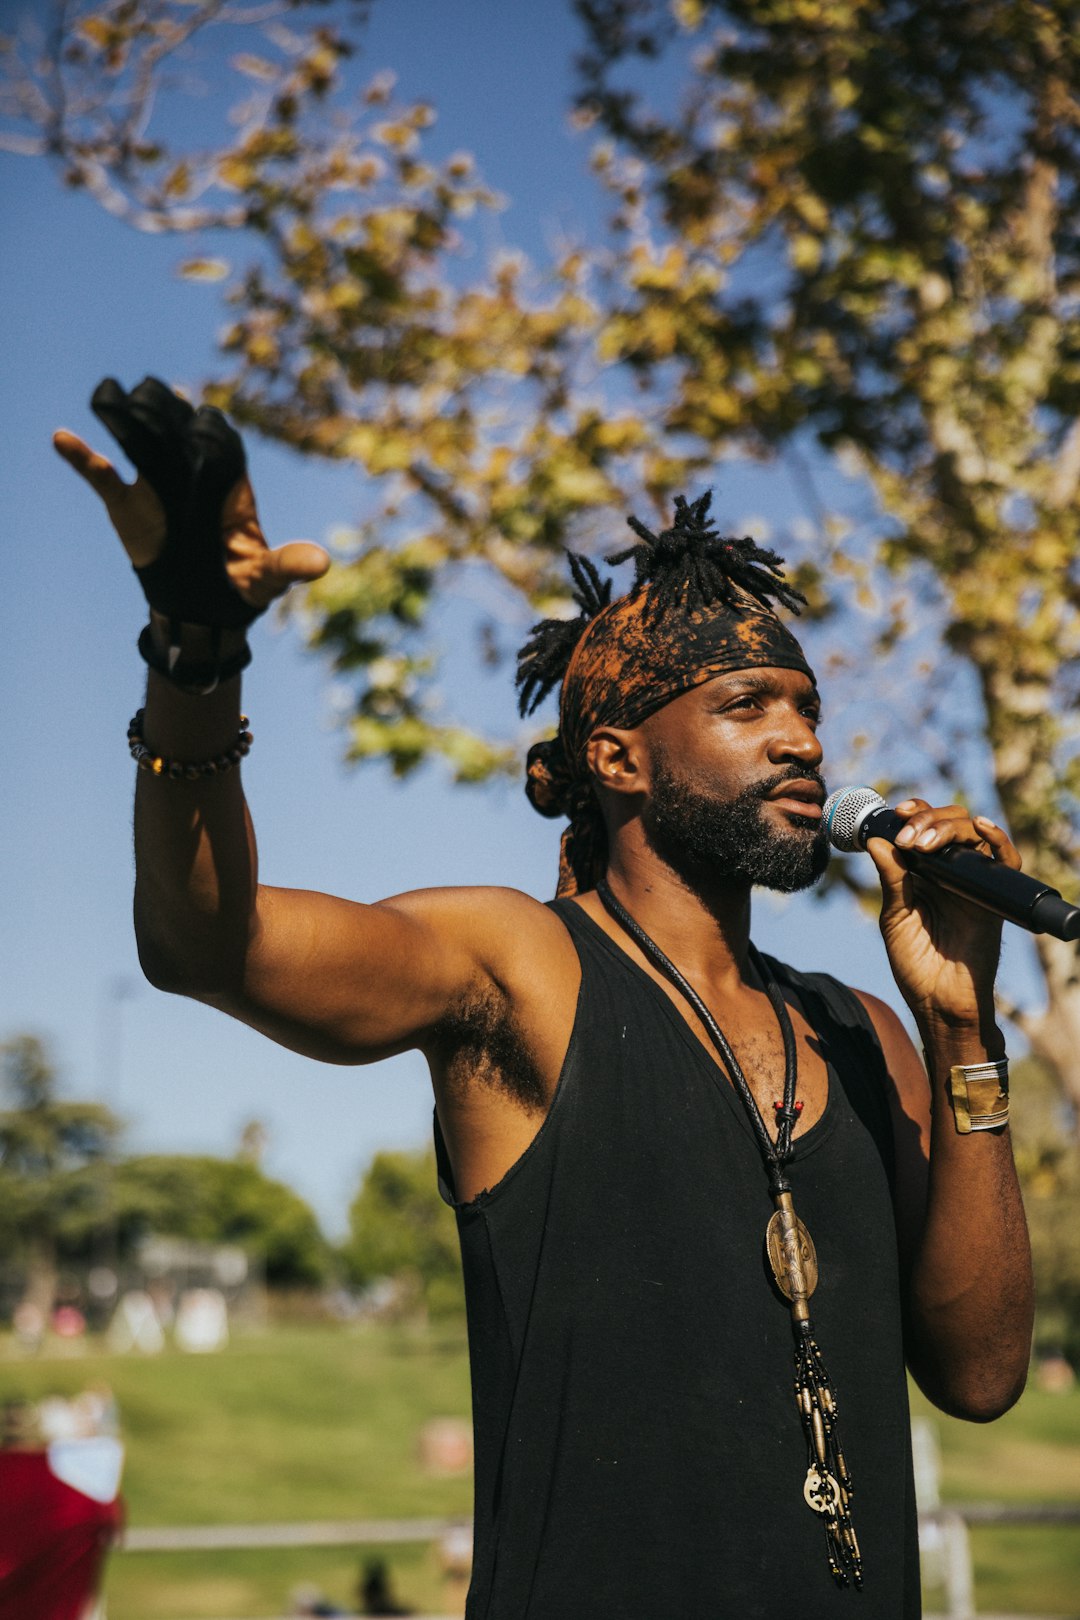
[139,611,251,696]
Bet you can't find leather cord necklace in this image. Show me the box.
[596,878,863,1588]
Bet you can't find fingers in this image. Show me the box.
[57,429,329,606]
[221,474,261,534]
[54,429,166,565]
[972,815,1022,870]
[221,476,329,591]
[864,834,912,895]
[53,430,128,504]
[271,540,332,584]
[224,520,330,607]
[889,799,1022,868]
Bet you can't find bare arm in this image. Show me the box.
[53,401,561,1071]
[854,800,1034,1422]
[856,989,1032,1422]
[130,667,494,1063]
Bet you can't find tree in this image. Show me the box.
[6,0,1080,1118]
[342,1146,463,1319]
[573,0,1080,1116]
[0,1034,122,1312]
[114,1152,331,1285]
[1,0,672,784]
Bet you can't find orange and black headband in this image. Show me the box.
[516,492,814,896]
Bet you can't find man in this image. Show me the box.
[55,379,1033,1619]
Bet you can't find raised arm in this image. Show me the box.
[52,379,566,1074]
[854,800,1034,1422]
[127,664,492,1065]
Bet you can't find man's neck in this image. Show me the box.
[597,842,755,996]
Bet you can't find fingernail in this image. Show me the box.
[917,829,937,847]
[896,800,915,812]
[895,826,915,846]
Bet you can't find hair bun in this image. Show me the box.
[525,736,575,818]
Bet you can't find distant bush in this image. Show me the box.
[115,1154,331,1287]
[341,1147,464,1320]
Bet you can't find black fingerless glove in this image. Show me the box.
[91,375,258,691]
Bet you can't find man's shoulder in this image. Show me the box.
[375,882,556,928]
[374,884,574,978]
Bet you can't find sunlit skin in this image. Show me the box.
[54,427,1034,1423]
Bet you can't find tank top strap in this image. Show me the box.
[764,954,896,1167]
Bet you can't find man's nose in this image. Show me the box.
[768,712,823,768]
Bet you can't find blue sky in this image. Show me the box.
[0,0,1045,1236]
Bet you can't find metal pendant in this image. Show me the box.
[765,1199,819,1304]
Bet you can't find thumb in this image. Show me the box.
[267,540,331,585]
[865,835,911,906]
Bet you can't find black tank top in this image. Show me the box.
[435,899,920,1619]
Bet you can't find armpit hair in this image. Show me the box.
[430,974,547,1114]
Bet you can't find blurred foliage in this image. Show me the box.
[0,1034,328,1291]
[5,1,1080,1112]
[1011,1055,1080,1364]
[342,1145,464,1319]
[0,1034,122,1290]
[574,0,1080,1111]
[114,1152,331,1285]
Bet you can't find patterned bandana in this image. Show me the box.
[518,495,814,896]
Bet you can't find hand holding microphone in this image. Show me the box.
[824,786,1080,942]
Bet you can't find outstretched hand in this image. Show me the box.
[54,391,328,615]
[866,798,1020,1030]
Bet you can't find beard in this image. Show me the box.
[642,754,831,894]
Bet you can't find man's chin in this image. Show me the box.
[752,833,831,894]
[641,764,831,894]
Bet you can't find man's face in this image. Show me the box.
[638,668,830,894]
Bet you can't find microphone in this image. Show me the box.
[823,786,1080,942]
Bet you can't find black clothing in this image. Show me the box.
[435,899,920,1618]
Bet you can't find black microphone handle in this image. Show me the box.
[859,807,1080,942]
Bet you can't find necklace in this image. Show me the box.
[596,879,863,1588]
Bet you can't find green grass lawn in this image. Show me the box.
[909,1381,1080,1617]
[3,1323,1079,1617]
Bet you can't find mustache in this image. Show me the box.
[754,767,829,802]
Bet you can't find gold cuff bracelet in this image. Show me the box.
[947,1058,1009,1134]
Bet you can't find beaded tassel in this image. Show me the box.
[794,1325,862,1588]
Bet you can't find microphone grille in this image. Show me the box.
[823,786,887,853]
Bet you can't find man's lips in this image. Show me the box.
[765,781,825,818]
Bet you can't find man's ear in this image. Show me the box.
[586,727,648,797]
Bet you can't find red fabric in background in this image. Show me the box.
[0,1451,122,1620]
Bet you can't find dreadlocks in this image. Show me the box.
[609,491,806,619]
[516,552,613,720]
[515,491,814,897]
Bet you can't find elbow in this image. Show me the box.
[134,918,245,1000]
[910,1352,1030,1424]
[941,1375,1027,1425]
[136,934,195,996]
[906,1274,1035,1425]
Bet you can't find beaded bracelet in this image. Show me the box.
[127,708,253,780]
